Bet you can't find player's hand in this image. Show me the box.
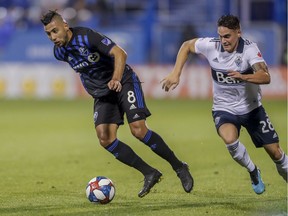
[227,70,244,81]
[108,79,122,92]
[160,74,180,92]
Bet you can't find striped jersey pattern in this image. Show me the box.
[53,27,133,98]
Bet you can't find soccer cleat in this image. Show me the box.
[176,162,194,193]
[249,166,265,195]
[138,169,162,198]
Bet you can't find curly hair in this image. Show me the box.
[217,15,240,30]
[40,10,62,26]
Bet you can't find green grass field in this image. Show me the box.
[0,99,287,216]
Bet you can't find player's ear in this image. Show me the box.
[237,29,241,37]
[63,22,69,31]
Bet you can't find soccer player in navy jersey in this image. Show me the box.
[41,10,193,198]
[161,14,287,195]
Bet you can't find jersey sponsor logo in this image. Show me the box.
[72,61,89,70]
[273,132,278,138]
[213,57,219,63]
[101,38,112,46]
[68,56,73,61]
[234,56,242,67]
[88,52,100,63]
[212,69,242,84]
[79,47,89,56]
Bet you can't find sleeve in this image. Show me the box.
[194,37,213,57]
[87,30,116,55]
[53,46,66,62]
[246,43,266,66]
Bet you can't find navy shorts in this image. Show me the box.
[93,72,151,126]
[212,106,279,148]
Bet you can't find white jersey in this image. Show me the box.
[195,37,265,115]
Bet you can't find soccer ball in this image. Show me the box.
[85,176,115,204]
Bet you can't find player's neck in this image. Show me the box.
[65,29,73,46]
[231,39,240,53]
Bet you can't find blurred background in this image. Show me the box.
[0,0,287,99]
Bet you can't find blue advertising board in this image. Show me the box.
[0,27,147,64]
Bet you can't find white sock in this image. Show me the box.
[274,153,288,182]
[226,140,255,172]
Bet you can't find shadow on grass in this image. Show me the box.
[1,196,286,216]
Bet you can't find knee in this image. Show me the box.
[264,144,283,161]
[96,131,115,147]
[270,148,283,161]
[129,122,148,140]
[130,127,145,140]
[222,133,238,145]
[224,137,238,145]
[218,124,238,144]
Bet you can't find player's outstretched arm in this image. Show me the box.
[161,38,198,92]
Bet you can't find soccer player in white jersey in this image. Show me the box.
[161,14,287,194]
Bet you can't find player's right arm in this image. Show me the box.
[161,38,198,92]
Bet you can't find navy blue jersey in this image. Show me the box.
[53,27,133,98]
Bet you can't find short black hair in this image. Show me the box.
[41,10,62,26]
[217,14,240,30]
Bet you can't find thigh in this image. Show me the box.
[212,110,241,144]
[93,95,124,126]
[241,106,279,147]
[119,72,151,123]
[212,110,241,135]
[218,123,239,144]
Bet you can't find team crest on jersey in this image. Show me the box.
[101,38,111,46]
[234,56,242,67]
[88,52,100,63]
[79,47,89,56]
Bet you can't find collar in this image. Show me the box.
[220,37,245,53]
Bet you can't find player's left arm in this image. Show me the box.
[228,62,270,84]
[228,43,271,84]
[87,30,124,92]
[107,45,127,92]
